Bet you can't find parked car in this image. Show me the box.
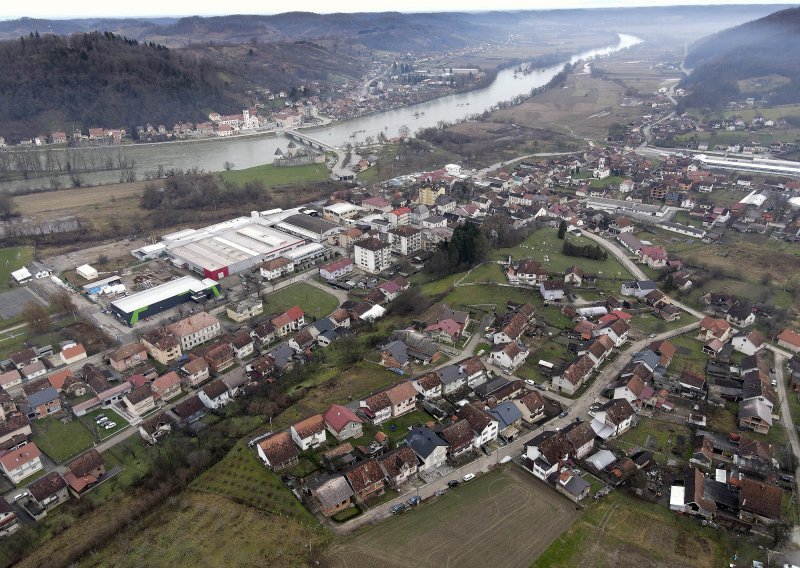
[559,410,569,418]
[407,496,421,506]
[499,455,512,464]
[96,417,109,425]
[463,473,475,482]
[104,422,117,429]
[536,383,549,391]
[447,480,460,488]
[524,379,536,387]
[13,491,28,501]
[390,504,406,514]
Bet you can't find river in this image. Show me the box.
[0,33,641,192]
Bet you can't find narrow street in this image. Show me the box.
[331,322,698,534]
[581,230,706,319]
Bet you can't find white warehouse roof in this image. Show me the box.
[281,243,326,261]
[111,276,217,314]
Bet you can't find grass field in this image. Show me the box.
[613,417,693,464]
[491,228,633,279]
[322,467,578,568]
[666,333,707,374]
[76,492,326,568]
[629,313,698,335]
[533,491,764,568]
[220,163,329,188]
[0,246,33,292]
[78,408,129,440]
[31,415,95,463]
[273,362,400,428]
[263,282,339,319]
[460,262,506,284]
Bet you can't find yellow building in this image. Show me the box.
[418,186,446,206]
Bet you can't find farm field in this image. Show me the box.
[192,443,316,520]
[220,162,329,188]
[76,492,325,568]
[263,282,339,320]
[533,491,764,568]
[13,183,146,218]
[492,69,647,143]
[322,467,578,568]
[0,246,33,291]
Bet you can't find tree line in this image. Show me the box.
[562,239,607,261]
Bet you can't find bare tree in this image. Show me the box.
[0,193,15,220]
[22,301,50,333]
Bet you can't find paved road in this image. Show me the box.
[331,321,700,534]
[581,231,705,320]
[765,344,800,548]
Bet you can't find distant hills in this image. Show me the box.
[0,32,363,142]
[0,32,248,141]
[680,6,800,110]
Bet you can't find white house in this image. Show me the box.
[319,258,354,280]
[732,330,766,356]
[260,257,294,281]
[323,405,363,441]
[620,280,657,298]
[524,431,571,481]
[489,342,529,370]
[413,372,444,400]
[590,399,635,439]
[539,280,565,302]
[0,442,43,484]
[405,426,448,471]
[290,414,327,451]
[593,320,630,347]
[198,380,230,410]
[458,403,499,448]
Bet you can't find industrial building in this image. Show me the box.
[110,276,221,325]
[250,208,343,242]
[162,217,304,279]
[82,275,124,296]
[275,214,342,242]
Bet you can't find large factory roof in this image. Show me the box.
[111,276,217,314]
[166,221,303,272]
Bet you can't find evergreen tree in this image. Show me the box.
[557,220,567,240]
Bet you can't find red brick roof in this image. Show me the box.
[323,404,362,434]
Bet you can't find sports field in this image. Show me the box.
[322,467,578,568]
[0,246,33,292]
[263,282,339,319]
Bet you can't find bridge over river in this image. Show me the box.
[281,129,356,181]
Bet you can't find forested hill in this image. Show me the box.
[0,32,248,141]
[679,7,800,110]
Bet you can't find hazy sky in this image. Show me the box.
[0,0,796,20]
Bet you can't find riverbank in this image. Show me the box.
[0,34,640,192]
